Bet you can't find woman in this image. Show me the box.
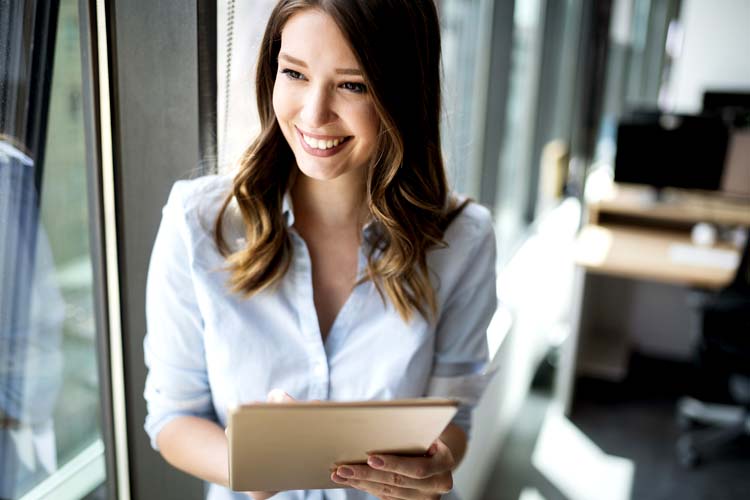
[143,1,497,499]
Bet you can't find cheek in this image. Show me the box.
[353,102,380,144]
[272,85,287,121]
[272,80,301,124]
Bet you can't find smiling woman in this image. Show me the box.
[213,0,468,325]
[143,2,498,500]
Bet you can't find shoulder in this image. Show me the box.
[161,173,236,246]
[442,199,494,250]
[426,199,496,307]
[166,174,233,216]
[428,199,496,287]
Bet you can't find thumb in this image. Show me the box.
[267,388,295,403]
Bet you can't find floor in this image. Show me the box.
[481,353,750,500]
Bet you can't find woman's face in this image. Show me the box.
[273,9,380,184]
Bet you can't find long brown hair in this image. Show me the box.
[214,0,467,322]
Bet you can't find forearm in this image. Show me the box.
[156,416,229,487]
[440,422,468,468]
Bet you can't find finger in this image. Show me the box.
[334,465,452,494]
[426,442,438,457]
[368,444,452,480]
[338,477,423,500]
[266,389,295,402]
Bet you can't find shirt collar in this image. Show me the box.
[282,192,295,227]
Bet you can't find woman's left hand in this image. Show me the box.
[330,440,455,499]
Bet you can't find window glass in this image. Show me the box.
[494,0,545,263]
[438,0,486,198]
[0,0,106,497]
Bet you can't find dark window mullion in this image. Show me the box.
[197,0,217,175]
[26,0,60,194]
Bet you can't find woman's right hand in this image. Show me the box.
[244,389,296,500]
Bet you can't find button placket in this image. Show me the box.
[292,230,332,401]
[291,231,320,342]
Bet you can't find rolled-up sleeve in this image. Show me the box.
[143,182,215,451]
[426,213,498,438]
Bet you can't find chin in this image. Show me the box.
[295,161,347,182]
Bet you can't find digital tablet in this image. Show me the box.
[226,398,458,491]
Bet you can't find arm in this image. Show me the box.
[157,389,295,500]
[157,416,229,487]
[158,417,276,500]
[144,183,275,500]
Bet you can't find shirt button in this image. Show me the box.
[313,363,326,377]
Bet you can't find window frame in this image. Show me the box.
[103,0,205,498]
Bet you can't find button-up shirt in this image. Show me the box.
[143,175,497,500]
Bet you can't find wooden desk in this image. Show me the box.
[555,185,749,415]
[589,184,750,228]
[575,224,737,290]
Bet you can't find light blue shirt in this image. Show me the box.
[143,175,497,500]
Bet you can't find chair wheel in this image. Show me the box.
[677,437,701,468]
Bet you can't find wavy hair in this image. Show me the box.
[214,0,467,322]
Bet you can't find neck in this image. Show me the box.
[290,169,369,229]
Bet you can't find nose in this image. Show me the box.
[300,86,336,129]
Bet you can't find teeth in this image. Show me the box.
[303,133,345,150]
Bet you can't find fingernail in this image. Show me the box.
[338,466,354,477]
[368,456,385,468]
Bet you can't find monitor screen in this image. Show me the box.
[702,90,750,114]
[614,113,729,191]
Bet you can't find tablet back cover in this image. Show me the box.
[227,399,457,491]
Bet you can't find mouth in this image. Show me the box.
[295,127,353,158]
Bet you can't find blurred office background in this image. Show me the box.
[0,0,748,499]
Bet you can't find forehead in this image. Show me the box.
[279,9,359,65]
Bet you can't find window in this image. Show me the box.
[0,1,107,497]
[438,0,492,198]
[493,0,546,263]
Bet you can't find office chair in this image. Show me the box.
[676,231,750,468]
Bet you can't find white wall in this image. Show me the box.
[666,0,750,113]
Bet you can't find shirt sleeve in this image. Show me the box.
[426,212,498,438]
[143,182,215,451]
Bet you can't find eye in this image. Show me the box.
[280,68,305,80]
[341,82,367,94]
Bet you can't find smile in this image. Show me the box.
[295,127,352,157]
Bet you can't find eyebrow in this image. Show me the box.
[278,52,362,76]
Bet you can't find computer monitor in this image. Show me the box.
[702,90,750,114]
[614,112,729,192]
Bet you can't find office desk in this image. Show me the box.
[555,185,750,415]
[575,224,737,289]
[587,184,750,228]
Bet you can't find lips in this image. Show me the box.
[295,127,352,158]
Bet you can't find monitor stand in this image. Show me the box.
[635,186,667,207]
